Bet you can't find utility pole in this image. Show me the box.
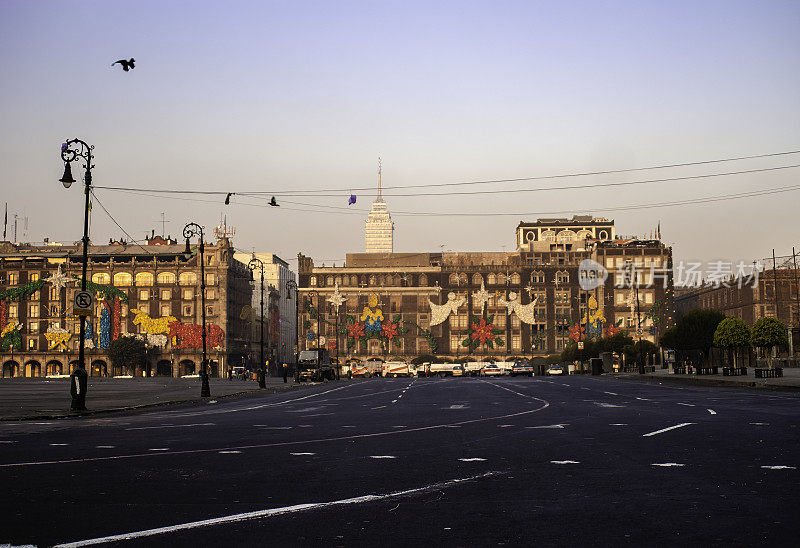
[773,249,780,321]
[791,247,799,358]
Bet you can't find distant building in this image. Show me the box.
[0,234,252,379]
[364,161,394,253]
[233,252,297,371]
[298,218,672,362]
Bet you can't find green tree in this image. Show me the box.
[750,317,788,365]
[713,318,751,367]
[601,332,635,354]
[671,309,726,364]
[108,336,147,376]
[659,327,679,350]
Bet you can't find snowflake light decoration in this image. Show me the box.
[326,283,347,311]
[47,264,72,295]
[472,280,490,314]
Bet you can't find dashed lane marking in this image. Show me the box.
[0,441,17,444]
[551,460,579,464]
[126,423,215,431]
[290,452,315,456]
[761,465,796,470]
[594,402,623,408]
[526,424,566,429]
[652,463,685,467]
[604,391,618,396]
[676,403,695,407]
[609,423,628,426]
[371,406,387,410]
[369,455,396,459]
[642,423,695,437]
[254,426,292,429]
[219,451,242,454]
[498,424,514,428]
[707,409,717,415]
[96,446,115,449]
[49,443,68,446]
[148,448,169,452]
[52,471,502,547]
[297,425,312,428]
[458,458,487,462]
[750,422,768,425]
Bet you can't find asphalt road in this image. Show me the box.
[1,376,798,547]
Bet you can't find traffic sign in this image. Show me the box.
[73,291,94,317]
[577,341,584,349]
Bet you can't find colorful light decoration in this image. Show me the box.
[462,316,504,349]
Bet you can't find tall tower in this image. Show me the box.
[365,157,394,253]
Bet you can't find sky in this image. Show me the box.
[1,0,799,272]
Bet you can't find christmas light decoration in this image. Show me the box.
[45,324,72,350]
[132,310,178,335]
[498,291,539,325]
[429,292,465,326]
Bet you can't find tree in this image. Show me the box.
[659,327,679,350]
[713,318,751,367]
[624,340,658,366]
[671,309,726,364]
[750,318,788,364]
[411,354,437,365]
[108,336,146,376]
[601,332,634,354]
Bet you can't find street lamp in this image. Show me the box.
[59,138,94,411]
[248,257,266,388]
[183,222,211,397]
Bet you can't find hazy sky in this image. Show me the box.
[1,0,798,270]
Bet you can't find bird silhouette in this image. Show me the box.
[269,196,279,207]
[111,58,135,71]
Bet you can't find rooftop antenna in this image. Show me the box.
[377,156,382,200]
[155,212,170,237]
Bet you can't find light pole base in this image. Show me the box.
[200,373,211,397]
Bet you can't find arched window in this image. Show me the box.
[576,229,592,240]
[541,229,556,242]
[497,273,507,285]
[556,271,569,284]
[91,273,110,285]
[179,272,197,285]
[135,272,154,286]
[335,276,342,286]
[341,276,349,287]
[157,272,176,284]
[449,273,459,285]
[113,272,132,286]
[487,273,497,285]
[459,273,468,285]
[510,272,521,284]
[531,271,545,284]
[419,274,428,286]
[557,230,576,243]
[369,275,377,286]
[472,273,483,286]
[351,276,358,287]
[326,276,334,287]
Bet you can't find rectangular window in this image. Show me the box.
[139,304,149,314]
[28,304,39,318]
[206,273,217,285]
[511,316,520,328]
[160,304,171,317]
[160,289,171,300]
[206,288,217,300]
[645,292,654,304]
[29,321,39,334]
[606,258,614,268]
[31,291,40,301]
[50,287,59,300]
[495,314,506,328]
[450,335,462,352]
[512,334,521,350]
[28,338,37,350]
[30,272,40,282]
[418,313,429,328]
[183,304,193,316]
[8,272,18,285]
[139,289,150,300]
[9,304,18,318]
[206,305,214,316]
[182,288,194,300]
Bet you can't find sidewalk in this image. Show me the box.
[0,376,307,420]
[610,366,800,392]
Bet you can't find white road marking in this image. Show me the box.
[254,426,292,429]
[636,397,652,401]
[297,425,312,428]
[527,424,567,429]
[392,425,407,428]
[551,460,579,464]
[371,406,387,410]
[609,423,628,426]
[0,400,551,469]
[96,446,115,449]
[49,443,68,446]
[594,402,623,408]
[341,425,357,428]
[604,391,618,396]
[642,423,695,437]
[369,455,396,459]
[652,463,685,467]
[760,465,796,470]
[458,458,487,462]
[148,448,169,451]
[0,441,17,444]
[391,399,399,403]
[290,452,315,456]
[445,405,467,409]
[126,423,215,431]
[750,422,769,425]
[581,387,591,391]
[498,424,514,428]
[677,403,695,407]
[53,472,502,547]
[219,451,242,454]
[707,409,717,415]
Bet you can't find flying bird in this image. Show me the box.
[269,196,279,207]
[111,58,135,71]
[348,194,357,205]
[224,193,233,205]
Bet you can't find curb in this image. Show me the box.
[0,381,328,422]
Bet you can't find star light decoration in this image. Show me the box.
[472,280,490,314]
[326,283,347,312]
[47,264,72,296]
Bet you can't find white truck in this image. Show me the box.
[464,361,490,377]
[426,363,464,377]
[382,361,415,378]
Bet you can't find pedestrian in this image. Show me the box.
[282,363,288,383]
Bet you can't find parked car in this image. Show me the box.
[510,361,534,377]
[546,364,564,376]
[480,364,504,376]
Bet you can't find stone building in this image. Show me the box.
[233,252,298,372]
[0,235,252,379]
[297,217,673,362]
[364,162,394,253]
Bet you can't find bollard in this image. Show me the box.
[70,367,88,411]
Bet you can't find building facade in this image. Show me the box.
[364,163,394,253]
[233,252,298,371]
[298,217,673,362]
[0,235,252,379]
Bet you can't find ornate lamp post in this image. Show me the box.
[183,222,211,397]
[59,138,94,411]
[248,257,266,388]
[327,283,346,379]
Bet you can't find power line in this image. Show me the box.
[90,191,157,256]
[94,163,800,199]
